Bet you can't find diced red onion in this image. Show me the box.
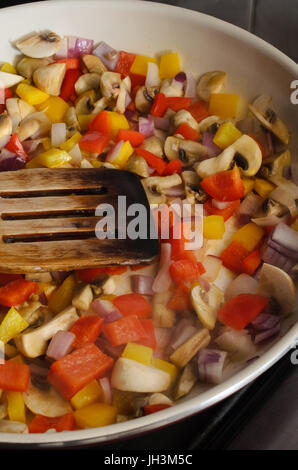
[91,299,115,316]
[260,244,296,273]
[254,323,281,344]
[184,71,197,100]
[267,236,298,260]
[197,348,227,384]
[225,273,258,301]
[202,132,221,157]
[124,109,136,121]
[22,139,42,154]
[46,330,75,361]
[68,37,94,58]
[212,199,234,210]
[96,337,124,358]
[148,114,170,131]
[251,313,280,331]
[236,192,264,223]
[252,214,288,227]
[139,117,155,138]
[152,243,172,293]
[51,271,71,283]
[38,292,48,306]
[145,62,161,88]
[99,377,112,405]
[0,86,5,105]
[169,319,197,351]
[270,223,298,258]
[0,150,26,171]
[131,275,155,296]
[55,37,68,59]
[174,72,186,83]
[104,310,123,324]
[28,362,49,379]
[51,123,66,148]
[106,140,123,163]
[93,41,120,71]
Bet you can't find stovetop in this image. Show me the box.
[0,0,297,451]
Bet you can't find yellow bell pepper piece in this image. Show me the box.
[1,63,16,74]
[130,55,157,76]
[74,402,117,429]
[122,342,153,366]
[41,137,51,150]
[209,93,240,118]
[203,215,225,240]
[26,148,72,169]
[213,122,242,149]
[90,159,103,168]
[60,131,82,153]
[48,274,76,314]
[16,83,49,106]
[108,140,134,169]
[242,177,255,196]
[7,391,26,423]
[152,358,178,384]
[8,354,24,364]
[291,219,298,232]
[37,96,69,123]
[0,307,28,344]
[159,52,181,79]
[70,380,102,410]
[77,114,94,132]
[232,222,265,252]
[254,178,276,199]
[107,111,130,136]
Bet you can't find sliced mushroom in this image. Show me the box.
[196,134,262,178]
[259,149,291,180]
[75,72,101,96]
[164,136,207,167]
[169,328,211,368]
[33,63,66,96]
[135,85,158,113]
[248,95,290,145]
[15,31,62,58]
[16,118,40,141]
[72,284,93,311]
[257,263,296,316]
[23,380,70,418]
[111,357,171,392]
[14,306,79,358]
[160,78,183,97]
[16,111,51,141]
[172,109,200,132]
[17,301,44,326]
[174,362,197,400]
[142,174,182,205]
[100,71,121,99]
[0,70,24,88]
[197,115,222,134]
[6,98,35,130]
[65,106,81,136]
[115,81,128,114]
[191,283,224,330]
[197,71,226,101]
[75,90,96,115]
[92,96,109,114]
[0,112,12,140]
[82,54,107,75]
[126,155,150,178]
[269,186,297,217]
[16,57,52,79]
[0,420,28,433]
[181,170,207,204]
[140,136,164,157]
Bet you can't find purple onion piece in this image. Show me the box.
[202,132,221,157]
[72,37,94,57]
[251,313,280,331]
[51,271,71,283]
[38,292,48,306]
[131,275,155,296]
[174,72,187,83]
[46,330,75,361]
[104,309,123,324]
[96,337,124,358]
[197,348,227,384]
[254,323,281,344]
[0,150,26,172]
[270,223,298,259]
[261,244,296,273]
[93,41,120,71]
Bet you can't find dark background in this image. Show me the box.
[0,0,297,451]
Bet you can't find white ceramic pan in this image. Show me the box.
[0,0,297,448]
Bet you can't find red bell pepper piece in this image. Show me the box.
[29,412,76,433]
[59,68,81,102]
[136,319,157,349]
[135,147,167,175]
[104,266,127,275]
[150,92,168,117]
[200,166,245,202]
[113,293,152,319]
[241,249,262,275]
[167,283,192,311]
[166,222,197,262]
[48,343,114,400]
[5,133,29,162]
[175,122,201,141]
[169,259,205,286]
[0,279,38,307]
[143,404,172,415]
[203,199,241,221]
[54,58,81,70]
[131,264,150,271]
[78,131,109,154]
[88,110,112,136]
[218,293,270,330]
[0,88,13,113]
[116,129,145,147]
[70,315,104,349]
[188,100,210,122]
[76,267,106,283]
[115,51,136,76]
[162,160,182,176]
[102,314,146,346]
[0,361,30,392]
[166,97,191,112]
[220,241,250,273]
[0,273,23,286]
[129,73,146,88]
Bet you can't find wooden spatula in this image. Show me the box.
[0,167,159,273]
